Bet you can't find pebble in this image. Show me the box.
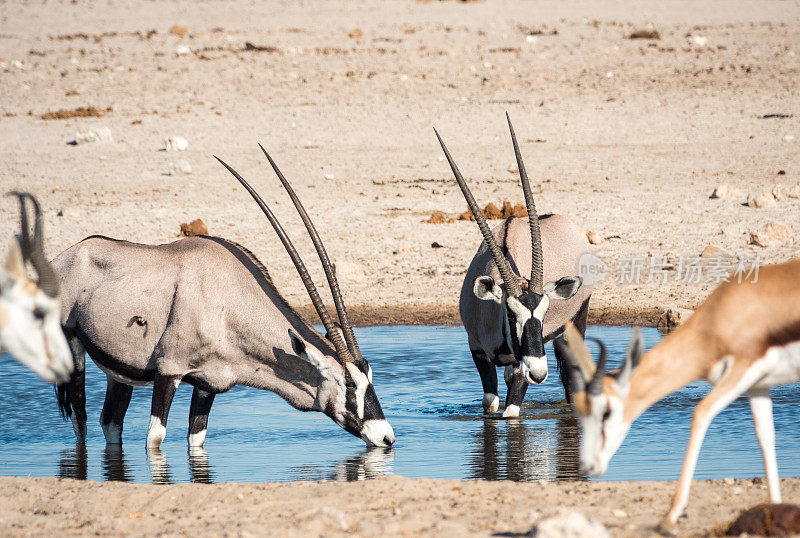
[167,159,192,175]
[586,230,603,245]
[749,222,793,247]
[723,477,735,485]
[612,509,628,518]
[175,44,191,56]
[710,183,743,199]
[747,192,776,208]
[74,125,113,144]
[658,306,693,329]
[530,510,610,538]
[691,35,708,47]
[324,173,335,180]
[700,245,730,258]
[169,25,188,38]
[164,135,188,151]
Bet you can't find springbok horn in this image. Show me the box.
[258,144,362,361]
[214,156,353,364]
[586,337,607,395]
[434,128,522,298]
[7,192,60,297]
[506,113,543,294]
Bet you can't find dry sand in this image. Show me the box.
[1,0,799,535]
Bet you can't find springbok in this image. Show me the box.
[558,258,800,533]
[435,114,592,417]
[52,147,395,449]
[1,192,71,383]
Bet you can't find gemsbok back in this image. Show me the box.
[557,258,800,533]
[1,192,71,383]
[53,147,394,448]
[435,114,592,417]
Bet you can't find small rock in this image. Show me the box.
[57,207,81,218]
[747,192,777,208]
[777,169,786,175]
[74,125,113,144]
[179,218,208,237]
[784,134,796,143]
[424,267,445,277]
[529,510,610,538]
[586,230,603,245]
[508,163,519,174]
[700,245,730,258]
[167,159,192,176]
[431,242,444,248]
[324,173,335,180]
[169,25,188,38]
[458,210,475,221]
[725,504,800,536]
[786,183,800,199]
[628,24,660,39]
[658,307,693,330]
[348,29,363,39]
[500,200,527,218]
[483,202,503,219]
[164,135,188,151]
[723,477,735,485]
[749,222,793,247]
[175,44,191,55]
[612,509,628,518]
[690,35,708,47]
[710,183,743,199]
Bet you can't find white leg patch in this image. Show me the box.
[483,393,499,413]
[188,429,207,447]
[146,415,167,448]
[502,404,520,418]
[102,422,122,444]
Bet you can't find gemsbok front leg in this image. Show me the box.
[747,387,781,504]
[188,388,215,447]
[472,350,499,413]
[503,365,529,418]
[99,376,133,444]
[146,375,181,448]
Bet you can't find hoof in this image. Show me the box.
[657,517,678,536]
[482,393,499,413]
[502,404,520,418]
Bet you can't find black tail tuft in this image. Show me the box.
[55,383,72,420]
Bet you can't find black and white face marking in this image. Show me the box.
[505,292,549,384]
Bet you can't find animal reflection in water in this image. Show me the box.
[468,412,581,481]
[57,445,215,484]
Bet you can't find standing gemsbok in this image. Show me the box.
[1,192,71,383]
[435,114,592,417]
[557,258,800,533]
[53,147,394,448]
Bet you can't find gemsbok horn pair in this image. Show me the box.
[435,114,592,417]
[53,146,394,448]
[558,258,800,533]
[1,192,71,383]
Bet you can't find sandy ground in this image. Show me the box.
[1,2,799,536]
[1,0,798,326]
[1,475,798,537]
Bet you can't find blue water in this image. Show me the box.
[0,326,798,484]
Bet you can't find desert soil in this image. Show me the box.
[1,1,799,536]
[1,475,799,537]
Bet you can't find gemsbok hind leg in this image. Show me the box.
[57,334,88,440]
[146,375,181,448]
[99,376,133,444]
[472,350,499,413]
[748,387,781,503]
[188,387,215,447]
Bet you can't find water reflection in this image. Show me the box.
[103,445,132,482]
[188,447,214,484]
[58,444,87,480]
[467,411,582,481]
[146,447,172,484]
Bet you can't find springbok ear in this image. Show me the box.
[288,329,326,372]
[473,276,503,303]
[544,276,582,300]
[4,239,25,280]
[615,328,643,386]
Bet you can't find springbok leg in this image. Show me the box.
[748,387,781,503]
[471,350,498,413]
[146,375,180,448]
[99,375,133,444]
[503,365,528,418]
[188,387,216,447]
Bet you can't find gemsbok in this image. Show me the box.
[435,114,592,417]
[1,192,71,383]
[52,147,395,449]
[557,258,800,533]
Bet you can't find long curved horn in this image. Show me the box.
[7,192,59,297]
[434,128,522,297]
[586,338,607,395]
[258,144,362,361]
[214,156,353,363]
[506,113,543,294]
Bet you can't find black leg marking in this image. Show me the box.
[99,376,133,444]
[188,388,216,447]
[504,366,529,414]
[58,334,87,439]
[472,349,498,412]
[556,297,591,403]
[146,375,180,448]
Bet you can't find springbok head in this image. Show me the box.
[436,114,583,385]
[216,149,395,448]
[555,323,643,476]
[1,193,72,383]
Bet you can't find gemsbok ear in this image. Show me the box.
[615,328,643,386]
[473,276,503,303]
[4,239,25,280]
[288,329,326,372]
[544,276,582,300]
